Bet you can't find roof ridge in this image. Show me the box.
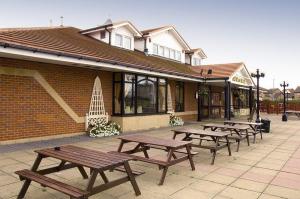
[141,25,172,34]
[0,26,71,32]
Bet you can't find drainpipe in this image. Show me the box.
[144,37,148,55]
[105,27,112,45]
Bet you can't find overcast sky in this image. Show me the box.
[1,0,299,89]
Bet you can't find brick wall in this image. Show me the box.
[0,57,112,141]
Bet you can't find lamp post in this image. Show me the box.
[251,69,265,123]
[280,81,289,122]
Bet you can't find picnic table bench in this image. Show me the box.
[15,145,141,199]
[201,123,250,152]
[286,110,300,118]
[224,120,263,143]
[111,134,195,185]
[172,128,232,165]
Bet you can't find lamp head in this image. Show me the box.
[260,73,265,78]
[251,73,256,78]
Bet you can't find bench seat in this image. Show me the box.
[15,169,88,199]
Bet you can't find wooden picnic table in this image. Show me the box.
[172,128,232,165]
[224,120,263,143]
[286,110,300,118]
[201,123,250,152]
[113,134,195,185]
[15,145,141,199]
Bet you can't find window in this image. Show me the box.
[115,34,122,47]
[175,82,184,112]
[113,73,167,115]
[113,73,122,114]
[175,51,181,61]
[123,36,131,49]
[158,46,164,56]
[153,44,158,55]
[158,79,167,112]
[193,58,201,65]
[165,48,170,58]
[100,31,106,39]
[124,74,135,114]
[137,76,157,113]
[170,49,175,59]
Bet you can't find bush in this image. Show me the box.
[169,113,184,126]
[88,120,121,138]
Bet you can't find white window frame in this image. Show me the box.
[165,47,170,58]
[153,44,158,55]
[115,34,123,47]
[123,36,131,50]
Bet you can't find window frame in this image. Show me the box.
[115,34,123,47]
[175,81,185,112]
[113,72,168,116]
[123,35,131,50]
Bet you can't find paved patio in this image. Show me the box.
[0,114,300,199]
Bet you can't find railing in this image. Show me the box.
[261,101,300,114]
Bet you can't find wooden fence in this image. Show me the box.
[261,101,300,114]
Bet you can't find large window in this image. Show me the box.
[123,36,131,49]
[115,34,122,47]
[193,58,201,66]
[175,82,184,112]
[113,73,167,115]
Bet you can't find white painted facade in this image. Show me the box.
[111,26,135,50]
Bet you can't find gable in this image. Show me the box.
[230,65,255,87]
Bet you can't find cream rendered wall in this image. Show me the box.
[87,31,110,44]
[148,31,185,63]
[134,38,145,52]
[111,26,135,50]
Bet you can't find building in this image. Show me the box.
[0,20,255,142]
[294,87,300,99]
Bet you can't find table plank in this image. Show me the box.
[224,120,263,126]
[202,123,250,130]
[118,134,191,148]
[173,128,231,137]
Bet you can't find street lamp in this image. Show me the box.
[251,69,265,123]
[280,81,289,122]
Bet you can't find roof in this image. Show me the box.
[80,20,143,37]
[295,86,300,93]
[190,63,243,78]
[141,26,190,50]
[184,48,207,59]
[0,26,200,79]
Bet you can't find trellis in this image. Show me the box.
[85,76,108,130]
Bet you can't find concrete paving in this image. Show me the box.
[0,114,300,199]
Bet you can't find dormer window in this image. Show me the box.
[193,58,201,66]
[152,43,182,62]
[115,34,131,50]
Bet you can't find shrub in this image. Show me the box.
[88,120,121,138]
[169,113,184,126]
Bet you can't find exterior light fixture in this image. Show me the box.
[251,69,265,122]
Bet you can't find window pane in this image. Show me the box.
[115,34,122,47]
[137,79,157,113]
[170,49,175,59]
[165,48,170,58]
[124,36,131,49]
[175,51,181,61]
[114,83,121,114]
[158,84,166,112]
[158,46,164,56]
[124,82,135,114]
[153,44,158,55]
[175,82,184,112]
[124,74,135,82]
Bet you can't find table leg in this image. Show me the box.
[225,136,231,156]
[77,166,89,179]
[123,161,141,196]
[141,144,149,158]
[117,140,124,152]
[18,154,43,199]
[260,126,263,139]
[99,171,109,183]
[86,169,98,192]
[211,137,220,165]
[185,145,195,170]
[246,130,250,146]
[172,132,177,139]
[159,167,169,185]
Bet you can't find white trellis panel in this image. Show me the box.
[167,84,174,113]
[85,76,108,130]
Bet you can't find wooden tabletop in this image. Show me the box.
[286,110,300,113]
[202,123,250,130]
[224,120,263,126]
[35,145,132,170]
[173,128,231,137]
[118,134,191,148]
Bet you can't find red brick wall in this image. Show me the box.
[0,57,112,141]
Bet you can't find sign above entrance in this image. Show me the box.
[230,66,254,87]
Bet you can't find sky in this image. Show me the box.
[1,0,299,89]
